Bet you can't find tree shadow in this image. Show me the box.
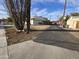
[33,25,79,52]
[34,38,79,51]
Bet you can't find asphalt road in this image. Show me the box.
[8,29,79,59]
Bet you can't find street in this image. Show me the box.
[8,25,79,59]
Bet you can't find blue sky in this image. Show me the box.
[0,0,79,21]
[0,0,8,19]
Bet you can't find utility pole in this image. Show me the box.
[63,0,67,17]
[62,0,67,27]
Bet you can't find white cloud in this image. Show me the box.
[66,7,79,15]
[47,11,63,20]
[32,0,54,3]
[32,0,55,4]
[36,9,48,16]
[0,1,9,19]
[0,10,8,19]
[32,0,79,7]
[31,8,39,16]
[59,0,79,6]
[31,8,48,16]
[31,7,79,21]
[0,15,8,19]
[0,5,5,10]
[31,8,64,21]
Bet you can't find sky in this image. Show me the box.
[0,0,79,21]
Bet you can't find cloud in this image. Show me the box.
[32,0,55,3]
[0,15,8,19]
[0,11,7,15]
[66,7,79,15]
[0,5,5,10]
[31,7,79,21]
[0,10,8,19]
[36,9,48,16]
[31,0,55,5]
[31,8,64,21]
[31,8,48,16]
[31,8,39,16]
[0,4,8,19]
[58,0,79,6]
[47,11,63,20]
[32,0,79,7]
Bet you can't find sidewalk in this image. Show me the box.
[0,27,8,59]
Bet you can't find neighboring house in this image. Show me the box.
[31,16,48,25]
[67,16,79,29]
[51,21,59,25]
[25,16,47,25]
[0,19,7,25]
[25,20,33,25]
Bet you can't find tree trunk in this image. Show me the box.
[26,0,31,33]
[5,0,30,33]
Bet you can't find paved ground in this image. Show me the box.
[8,27,79,59]
[70,32,79,39]
[0,26,8,59]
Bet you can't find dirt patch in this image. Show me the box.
[5,28,42,46]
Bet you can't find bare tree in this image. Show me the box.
[4,0,31,33]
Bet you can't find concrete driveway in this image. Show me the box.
[8,31,79,59]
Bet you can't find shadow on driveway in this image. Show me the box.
[34,38,79,51]
[33,25,79,52]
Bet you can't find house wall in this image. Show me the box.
[76,21,79,28]
[33,20,42,25]
[31,20,33,25]
[67,16,79,29]
[67,20,77,29]
[31,16,48,25]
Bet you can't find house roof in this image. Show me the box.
[31,16,48,21]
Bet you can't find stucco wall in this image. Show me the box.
[67,16,79,29]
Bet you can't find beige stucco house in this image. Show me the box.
[67,16,79,29]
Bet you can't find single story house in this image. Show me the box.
[25,16,49,25]
[25,20,33,25]
[31,16,48,25]
[67,16,79,29]
[0,19,7,25]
